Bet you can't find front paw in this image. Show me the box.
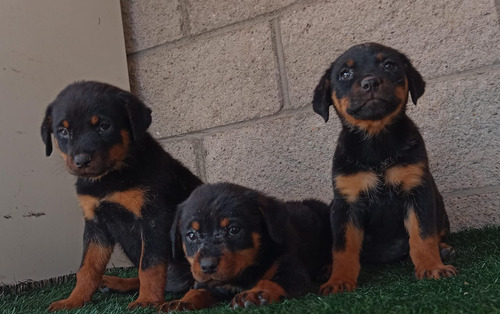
[319,279,357,295]
[231,289,285,309]
[415,264,458,280]
[47,298,85,312]
[127,299,162,310]
[159,300,195,312]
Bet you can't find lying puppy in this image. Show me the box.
[160,183,332,311]
[312,43,457,294]
[41,81,202,310]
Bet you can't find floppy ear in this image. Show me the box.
[119,92,152,141]
[402,55,426,105]
[257,195,288,244]
[41,104,53,156]
[170,205,184,261]
[312,67,333,122]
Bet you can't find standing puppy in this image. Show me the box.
[41,81,202,310]
[312,43,457,295]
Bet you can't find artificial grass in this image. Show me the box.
[1,226,499,314]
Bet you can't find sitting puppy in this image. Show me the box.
[160,183,332,311]
[312,43,457,295]
[41,81,202,310]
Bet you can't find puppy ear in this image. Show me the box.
[41,104,53,156]
[257,195,288,245]
[170,205,184,260]
[312,67,333,122]
[403,56,426,105]
[119,92,152,141]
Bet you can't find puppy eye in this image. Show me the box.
[186,231,197,241]
[339,69,354,81]
[383,61,397,71]
[228,227,241,235]
[57,127,69,137]
[99,121,111,132]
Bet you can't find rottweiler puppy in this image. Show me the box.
[41,81,202,310]
[312,43,457,294]
[160,183,332,311]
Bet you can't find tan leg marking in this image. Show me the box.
[320,223,363,294]
[48,243,113,311]
[159,289,218,312]
[405,210,457,279]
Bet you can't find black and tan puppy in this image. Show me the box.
[312,43,457,295]
[41,81,202,310]
[160,183,332,311]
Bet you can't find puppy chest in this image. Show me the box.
[334,162,426,203]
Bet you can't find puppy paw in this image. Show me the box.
[127,299,162,310]
[319,279,357,295]
[159,300,195,312]
[231,286,285,309]
[439,244,456,262]
[415,264,458,280]
[47,298,84,312]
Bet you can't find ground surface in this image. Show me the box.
[1,226,499,314]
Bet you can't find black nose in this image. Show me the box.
[200,256,219,274]
[74,154,92,168]
[361,76,381,92]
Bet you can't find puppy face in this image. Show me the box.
[41,81,151,178]
[171,183,286,285]
[313,43,425,133]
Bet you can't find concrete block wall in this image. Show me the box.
[121,0,500,231]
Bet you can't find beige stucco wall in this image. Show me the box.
[121,0,499,231]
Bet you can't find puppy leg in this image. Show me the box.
[128,232,168,309]
[405,209,457,279]
[159,289,218,312]
[48,242,113,311]
[48,220,114,311]
[320,222,363,294]
[100,276,140,292]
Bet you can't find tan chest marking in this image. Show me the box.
[77,188,146,219]
[335,171,379,203]
[103,188,146,217]
[385,162,425,192]
[77,195,100,220]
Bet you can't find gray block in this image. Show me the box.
[445,191,500,231]
[130,22,281,137]
[159,138,200,178]
[187,0,296,34]
[408,66,500,192]
[121,0,183,53]
[280,0,500,108]
[204,110,340,203]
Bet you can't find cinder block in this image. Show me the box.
[408,66,500,192]
[159,138,200,178]
[187,0,296,34]
[130,22,281,137]
[204,110,340,203]
[121,0,183,53]
[445,191,500,231]
[280,0,500,108]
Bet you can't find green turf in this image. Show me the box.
[1,226,499,314]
